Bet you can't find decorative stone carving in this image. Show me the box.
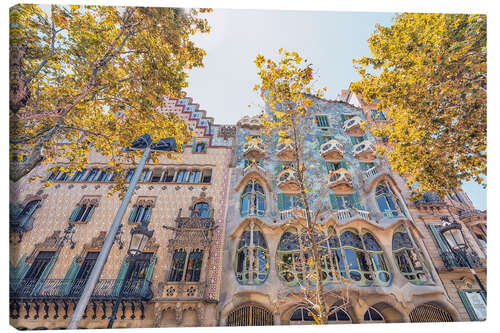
[352,140,377,162]
[75,231,106,264]
[320,139,344,162]
[26,231,62,264]
[134,197,156,207]
[143,236,160,253]
[219,125,236,140]
[327,168,354,194]
[79,196,101,207]
[175,302,183,324]
[343,116,364,136]
[277,169,300,193]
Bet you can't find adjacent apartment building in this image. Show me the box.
[9,90,486,329]
[9,96,236,329]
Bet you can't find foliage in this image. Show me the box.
[9,5,212,189]
[351,13,486,198]
[253,49,349,324]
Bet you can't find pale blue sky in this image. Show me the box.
[185,8,486,211]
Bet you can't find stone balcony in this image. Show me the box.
[327,168,354,194]
[352,141,377,162]
[343,116,364,136]
[242,140,266,161]
[279,207,307,222]
[276,142,296,161]
[277,169,301,193]
[320,139,344,162]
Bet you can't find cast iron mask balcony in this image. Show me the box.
[343,116,364,136]
[276,142,296,161]
[242,140,266,161]
[238,115,262,130]
[352,141,377,162]
[320,139,344,162]
[277,169,300,193]
[327,168,354,194]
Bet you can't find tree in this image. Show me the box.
[9,5,212,187]
[351,13,486,198]
[253,50,349,324]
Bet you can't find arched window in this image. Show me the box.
[276,228,303,286]
[240,180,265,217]
[235,224,269,285]
[323,227,346,280]
[192,202,210,218]
[363,307,385,322]
[392,226,428,284]
[16,200,41,228]
[226,304,274,326]
[362,232,391,285]
[409,303,453,322]
[375,182,403,217]
[327,306,351,322]
[340,230,372,285]
[290,307,315,324]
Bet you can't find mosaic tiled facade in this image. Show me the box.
[9,89,486,329]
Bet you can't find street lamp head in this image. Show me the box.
[440,220,467,251]
[130,134,153,150]
[128,223,154,256]
[151,137,177,152]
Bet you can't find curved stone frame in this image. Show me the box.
[188,192,213,217]
[234,221,270,286]
[362,306,385,322]
[75,231,107,264]
[391,225,428,285]
[360,229,392,286]
[338,228,372,286]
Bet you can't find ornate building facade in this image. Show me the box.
[10,91,486,329]
[9,96,236,329]
[218,91,486,326]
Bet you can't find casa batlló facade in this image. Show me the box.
[9,90,486,329]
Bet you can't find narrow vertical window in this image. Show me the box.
[235,224,269,285]
[240,180,265,217]
[185,250,204,282]
[168,249,187,282]
[392,226,428,284]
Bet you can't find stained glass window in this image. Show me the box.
[375,182,401,217]
[392,226,428,284]
[363,232,391,285]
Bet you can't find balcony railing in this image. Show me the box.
[10,279,152,301]
[334,208,372,223]
[440,250,483,270]
[279,208,306,221]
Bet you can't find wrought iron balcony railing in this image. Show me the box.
[10,278,152,301]
[440,250,483,270]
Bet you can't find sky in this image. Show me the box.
[184,8,486,211]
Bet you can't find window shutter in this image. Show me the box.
[429,225,455,266]
[340,160,348,170]
[143,206,152,222]
[141,254,157,297]
[192,142,196,152]
[32,252,59,296]
[458,290,479,321]
[128,206,138,223]
[84,205,95,222]
[112,257,129,297]
[277,193,285,211]
[350,136,358,145]
[69,205,81,222]
[58,257,81,296]
[330,194,338,210]
[326,162,334,172]
[340,114,347,122]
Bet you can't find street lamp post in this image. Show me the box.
[439,217,487,297]
[68,134,176,329]
[107,220,154,328]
